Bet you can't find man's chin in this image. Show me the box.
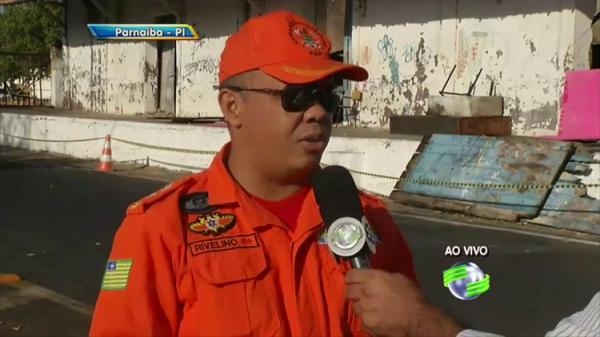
[288,155,323,178]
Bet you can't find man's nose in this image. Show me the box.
[302,103,331,123]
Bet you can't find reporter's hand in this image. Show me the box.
[345,269,463,337]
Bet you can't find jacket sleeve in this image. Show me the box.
[89,213,182,337]
[364,198,419,285]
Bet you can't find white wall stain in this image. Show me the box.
[0,112,422,196]
[61,0,320,118]
[350,0,594,136]
[175,0,242,117]
[177,37,227,118]
[63,0,161,115]
[59,0,594,136]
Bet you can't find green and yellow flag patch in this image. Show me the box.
[101,259,133,291]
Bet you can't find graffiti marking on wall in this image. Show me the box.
[377,34,400,85]
[183,57,219,79]
[377,34,396,63]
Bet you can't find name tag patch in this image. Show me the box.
[189,233,259,256]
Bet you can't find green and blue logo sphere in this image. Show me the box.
[443,262,490,300]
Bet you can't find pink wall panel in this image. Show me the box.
[545,70,600,141]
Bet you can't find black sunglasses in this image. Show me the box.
[217,84,342,113]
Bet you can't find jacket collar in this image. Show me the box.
[205,143,240,207]
[201,142,325,234]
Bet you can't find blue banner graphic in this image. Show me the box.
[87,24,199,40]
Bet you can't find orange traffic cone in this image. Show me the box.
[98,135,113,172]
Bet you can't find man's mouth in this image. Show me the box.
[299,134,327,153]
[299,133,325,142]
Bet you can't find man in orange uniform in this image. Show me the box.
[90,11,417,337]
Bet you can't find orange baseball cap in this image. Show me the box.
[219,11,368,85]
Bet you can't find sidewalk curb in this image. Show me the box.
[385,199,600,246]
[3,146,599,244]
[1,280,93,316]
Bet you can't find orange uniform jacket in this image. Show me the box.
[90,144,417,337]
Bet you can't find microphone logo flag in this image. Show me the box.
[326,217,366,257]
[362,216,381,254]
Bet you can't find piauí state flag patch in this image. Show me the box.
[101,259,133,291]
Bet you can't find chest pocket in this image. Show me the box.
[186,234,283,337]
[317,245,371,337]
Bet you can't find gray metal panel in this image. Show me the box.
[396,134,573,217]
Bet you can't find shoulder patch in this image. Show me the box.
[127,176,196,215]
[101,259,133,291]
[181,192,217,214]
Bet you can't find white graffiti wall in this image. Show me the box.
[350,0,595,136]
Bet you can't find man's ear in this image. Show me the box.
[218,90,242,129]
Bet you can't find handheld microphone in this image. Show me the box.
[312,165,374,269]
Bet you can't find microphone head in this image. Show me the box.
[312,166,368,258]
[312,165,363,226]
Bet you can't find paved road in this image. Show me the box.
[1,152,599,336]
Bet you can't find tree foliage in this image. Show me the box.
[0,1,63,89]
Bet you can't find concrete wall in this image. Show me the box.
[61,0,318,118]
[350,0,596,136]
[50,47,64,107]
[63,0,157,114]
[63,0,93,110]
[0,112,421,197]
[176,0,318,118]
[594,0,600,45]
[315,0,347,52]
[61,0,596,135]
[574,0,597,69]
[177,0,242,118]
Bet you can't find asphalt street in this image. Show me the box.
[1,150,599,337]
